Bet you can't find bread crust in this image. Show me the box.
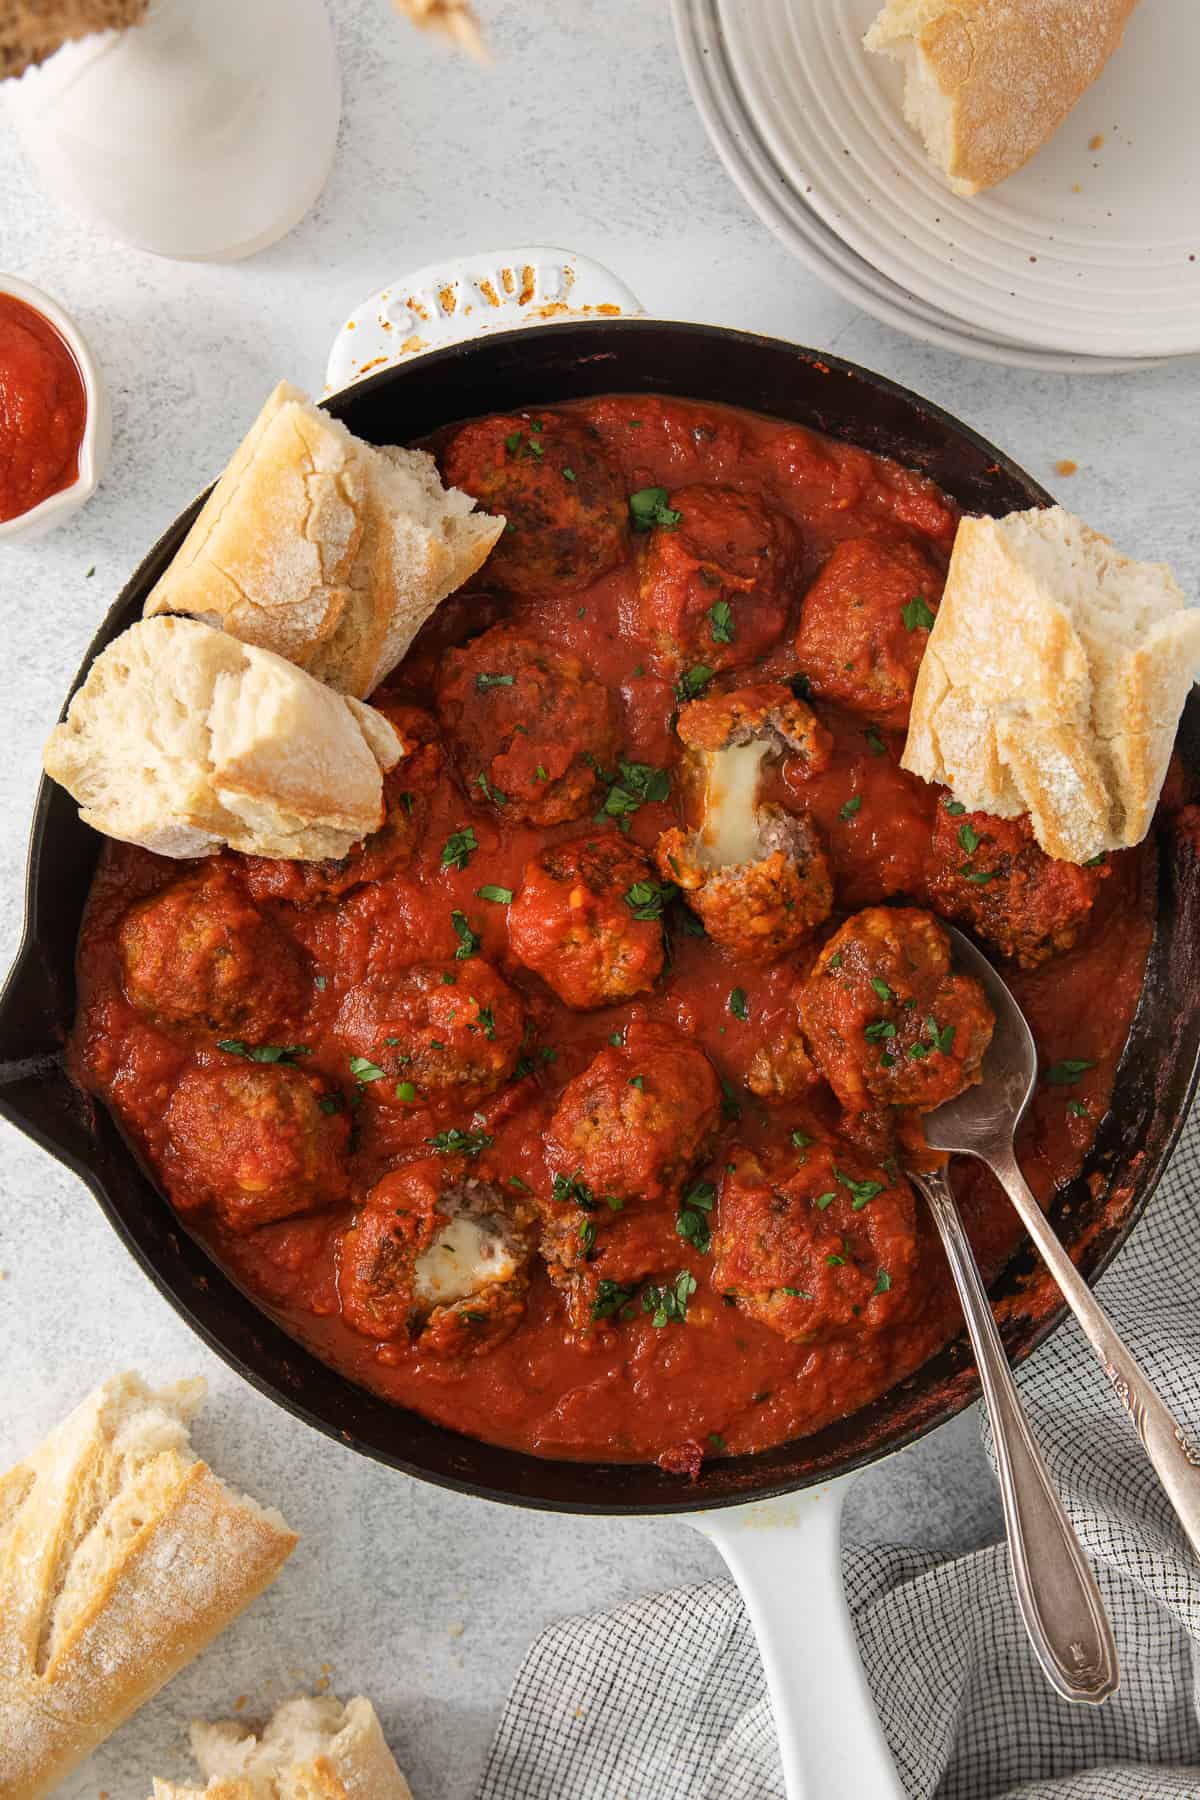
[865,0,1141,194]
[43,616,403,861]
[153,1693,413,1799]
[902,506,1200,862]
[0,1375,296,1800]
[144,384,504,699]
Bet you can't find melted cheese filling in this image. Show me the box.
[413,1214,520,1306]
[698,741,769,869]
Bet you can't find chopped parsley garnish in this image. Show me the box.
[873,1268,892,1295]
[944,798,966,815]
[729,987,750,1021]
[451,910,480,958]
[839,793,862,821]
[319,1092,345,1116]
[720,1077,743,1122]
[835,1168,884,1209]
[475,672,515,691]
[926,1017,956,1055]
[508,1174,531,1192]
[314,976,328,991]
[907,1042,931,1060]
[535,764,548,781]
[591,1279,638,1321]
[865,730,886,757]
[957,822,982,855]
[864,1019,896,1041]
[476,771,507,807]
[1045,1058,1094,1085]
[960,865,999,884]
[789,671,812,699]
[349,1055,387,1083]
[395,1080,417,1103]
[828,951,843,970]
[675,664,714,703]
[676,1179,716,1254]
[477,1004,497,1040]
[643,1269,697,1327]
[553,1169,597,1210]
[708,599,735,644]
[476,884,513,905]
[441,973,457,986]
[780,1287,811,1299]
[562,466,577,482]
[791,1129,813,1149]
[814,1191,836,1210]
[826,1253,846,1267]
[708,1433,727,1451]
[1067,1099,1089,1117]
[217,1040,309,1064]
[595,758,670,827]
[609,1030,624,1046]
[427,1127,493,1157]
[441,827,478,871]
[870,977,894,1002]
[624,877,677,920]
[1084,853,1107,868]
[628,486,683,532]
[578,1220,597,1254]
[629,1074,645,1090]
[901,594,936,632]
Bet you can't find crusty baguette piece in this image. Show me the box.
[151,1694,414,1800]
[0,1374,296,1800]
[143,381,504,699]
[392,0,484,58]
[902,505,1200,863]
[864,0,1140,195]
[43,615,403,860]
[0,0,150,80]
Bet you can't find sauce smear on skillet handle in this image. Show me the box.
[70,394,1160,1470]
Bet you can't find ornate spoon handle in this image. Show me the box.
[913,1167,1118,1702]
[987,1146,1200,1561]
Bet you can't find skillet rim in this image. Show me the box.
[3,317,1198,1515]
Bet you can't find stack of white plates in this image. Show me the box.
[672,0,1200,373]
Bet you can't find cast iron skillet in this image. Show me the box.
[2,320,1198,1515]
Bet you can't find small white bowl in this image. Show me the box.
[0,276,111,545]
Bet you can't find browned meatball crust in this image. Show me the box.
[335,958,524,1104]
[508,834,666,1011]
[436,623,618,827]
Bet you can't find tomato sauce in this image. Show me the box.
[0,293,87,523]
[71,395,1155,1469]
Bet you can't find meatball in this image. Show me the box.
[745,968,822,1102]
[436,623,618,826]
[634,484,797,678]
[799,906,993,1113]
[241,704,442,906]
[545,1022,722,1210]
[924,804,1109,967]
[439,411,627,596]
[795,535,944,729]
[118,868,306,1040]
[336,958,524,1103]
[712,1136,919,1343]
[508,834,666,1011]
[656,683,833,961]
[339,1158,533,1354]
[161,1061,349,1234]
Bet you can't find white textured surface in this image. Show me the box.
[0,1,1197,1795]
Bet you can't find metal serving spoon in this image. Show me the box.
[924,924,1200,1565]
[907,1159,1118,1702]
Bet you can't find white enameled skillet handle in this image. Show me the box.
[689,1477,904,1800]
[324,247,646,394]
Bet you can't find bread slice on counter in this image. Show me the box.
[143,381,504,699]
[44,615,403,861]
[864,0,1141,195]
[0,1373,296,1800]
[150,1694,414,1800]
[902,505,1200,864]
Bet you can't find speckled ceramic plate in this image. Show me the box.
[697,0,1200,360]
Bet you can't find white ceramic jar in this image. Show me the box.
[4,0,342,262]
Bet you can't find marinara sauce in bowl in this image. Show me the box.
[0,278,109,543]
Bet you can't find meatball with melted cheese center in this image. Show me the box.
[440,411,627,596]
[799,906,993,1115]
[339,1158,534,1355]
[436,623,618,827]
[508,834,666,1011]
[118,867,306,1041]
[162,1061,349,1235]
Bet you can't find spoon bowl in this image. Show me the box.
[923,924,1038,1156]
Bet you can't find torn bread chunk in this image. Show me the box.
[902,506,1200,864]
[144,381,504,698]
[151,1693,414,1800]
[864,0,1141,196]
[43,616,403,861]
[655,684,834,961]
[0,1374,296,1800]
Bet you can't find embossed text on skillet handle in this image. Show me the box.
[990,1145,1200,1562]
